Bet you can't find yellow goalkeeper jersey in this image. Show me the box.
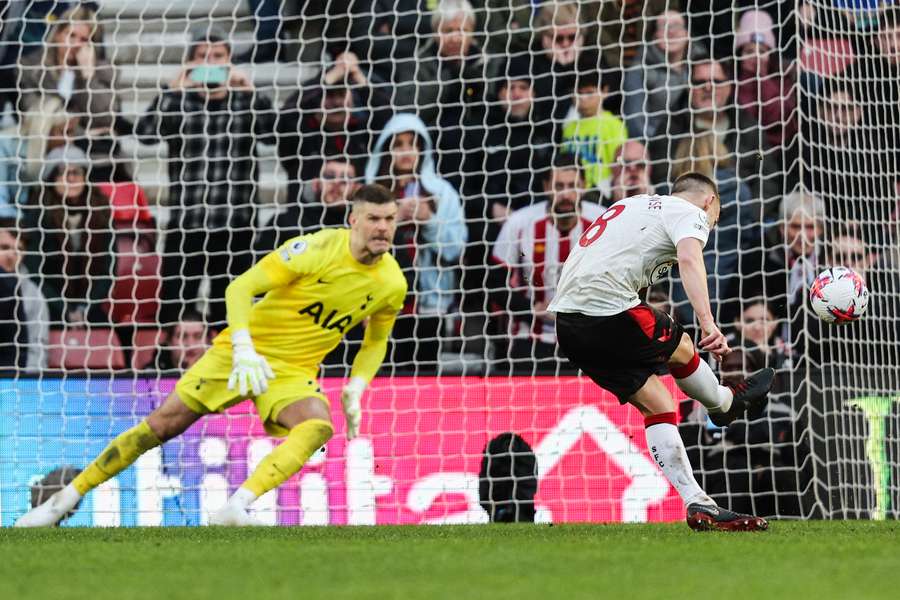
[213,228,407,370]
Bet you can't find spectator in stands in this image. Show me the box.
[667,133,761,325]
[606,139,654,205]
[595,0,669,69]
[722,301,786,381]
[17,4,126,181]
[352,0,432,85]
[394,0,493,188]
[18,96,78,182]
[134,25,275,327]
[277,51,389,207]
[489,153,605,374]
[458,56,555,365]
[234,0,283,63]
[742,188,824,364]
[0,219,49,370]
[153,308,211,374]
[561,69,627,198]
[696,297,806,519]
[471,55,554,227]
[647,57,782,204]
[802,82,894,244]
[255,152,361,254]
[0,124,19,218]
[471,0,533,55]
[365,113,467,370]
[734,11,798,154]
[20,145,112,325]
[622,10,708,140]
[530,2,586,129]
[833,7,900,246]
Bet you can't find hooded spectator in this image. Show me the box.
[365,113,467,368]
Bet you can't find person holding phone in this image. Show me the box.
[135,26,276,329]
[17,4,124,180]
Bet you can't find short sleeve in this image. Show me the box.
[662,200,710,248]
[492,214,522,266]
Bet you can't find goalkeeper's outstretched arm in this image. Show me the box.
[341,307,398,440]
[223,255,296,395]
[350,308,398,383]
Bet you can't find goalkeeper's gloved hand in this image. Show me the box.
[227,329,275,397]
[341,376,366,440]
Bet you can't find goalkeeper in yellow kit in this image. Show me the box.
[16,184,407,527]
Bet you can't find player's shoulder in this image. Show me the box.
[306,226,349,247]
[659,194,703,215]
[281,227,346,254]
[379,252,409,290]
[580,201,606,219]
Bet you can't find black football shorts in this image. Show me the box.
[556,303,684,404]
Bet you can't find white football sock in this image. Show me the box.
[645,419,714,507]
[229,486,258,510]
[672,353,733,413]
[58,482,83,507]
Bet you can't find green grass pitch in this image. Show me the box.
[2,522,899,600]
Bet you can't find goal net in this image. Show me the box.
[0,0,897,526]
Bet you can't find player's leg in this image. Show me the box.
[628,376,716,508]
[211,397,333,526]
[668,332,775,426]
[14,392,201,527]
[629,376,768,532]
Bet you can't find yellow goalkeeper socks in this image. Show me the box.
[242,419,334,498]
[72,421,162,495]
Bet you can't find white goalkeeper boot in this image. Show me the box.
[209,502,263,527]
[14,484,82,528]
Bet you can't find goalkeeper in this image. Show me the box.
[16,184,407,527]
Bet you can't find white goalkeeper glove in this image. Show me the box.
[341,376,366,440]
[227,329,275,397]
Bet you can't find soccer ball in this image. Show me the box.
[809,267,870,324]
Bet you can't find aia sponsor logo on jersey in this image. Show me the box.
[298,302,353,333]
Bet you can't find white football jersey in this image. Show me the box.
[548,194,710,316]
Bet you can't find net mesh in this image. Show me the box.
[0,0,898,525]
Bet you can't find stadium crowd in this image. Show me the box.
[0,0,898,391]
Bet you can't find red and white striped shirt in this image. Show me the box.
[492,201,606,344]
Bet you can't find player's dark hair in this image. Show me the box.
[547,152,583,182]
[167,307,205,336]
[671,172,719,200]
[0,217,16,233]
[352,183,395,206]
[689,57,733,88]
[0,217,24,247]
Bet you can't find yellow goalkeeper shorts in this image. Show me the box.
[174,346,329,437]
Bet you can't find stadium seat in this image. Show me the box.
[105,236,161,325]
[47,329,126,370]
[131,327,166,371]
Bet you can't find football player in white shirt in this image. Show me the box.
[549,172,774,532]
